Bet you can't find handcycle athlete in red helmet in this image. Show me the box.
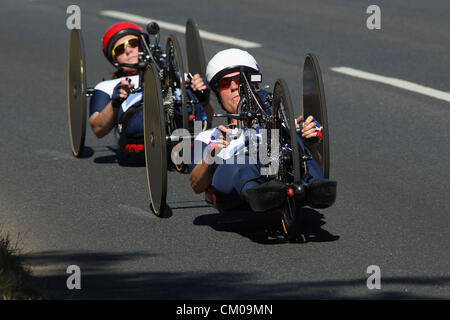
[89,22,211,161]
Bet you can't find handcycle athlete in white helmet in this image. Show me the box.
[188,48,336,211]
[89,22,211,155]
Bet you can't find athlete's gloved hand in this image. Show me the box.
[111,78,134,109]
[187,73,210,104]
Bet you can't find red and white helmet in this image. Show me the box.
[206,48,260,89]
[102,22,143,64]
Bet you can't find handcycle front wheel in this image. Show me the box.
[165,35,189,173]
[272,79,303,241]
[302,53,330,178]
[144,63,167,216]
[67,28,87,158]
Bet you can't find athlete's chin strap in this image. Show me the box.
[114,63,144,92]
[113,65,139,78]
[115,62,148,70]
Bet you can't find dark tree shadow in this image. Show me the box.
[22,250,449,300]
[193,207,339,245]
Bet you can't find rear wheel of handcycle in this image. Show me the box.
[185,18,206,79]
[67,28,87,158]
[302,53,330,178]
[272,79,303,241]
[144,63,168,216]
[165,35,188,173]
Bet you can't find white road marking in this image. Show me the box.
[100,10,262,48]
[331,66,450,103]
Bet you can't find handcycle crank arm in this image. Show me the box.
[295,120,305,134]
[85,88,95,97]
[165,133,195,142]
[213,112,262,120]
[139,34,160,72]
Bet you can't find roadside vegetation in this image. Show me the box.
[0,230,42,299]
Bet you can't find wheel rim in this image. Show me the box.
[272,79,302,238]
[185,18,206,78]
[302,53,330,178]
[67,28,87,157]
[165,35,188,172]
[144,63,167,216]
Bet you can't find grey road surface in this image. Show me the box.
[0,0,448,299]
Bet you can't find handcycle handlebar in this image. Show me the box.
[114,22,164,94]
[213,111,262,121]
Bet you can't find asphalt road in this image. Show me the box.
[1,0,449,299]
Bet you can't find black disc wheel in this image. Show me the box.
[302,53,330,178]
[165,35,188,172]
[144,63,168,216]
[67,29,87,157]
[185,18,206,78]
[272,79,302,241]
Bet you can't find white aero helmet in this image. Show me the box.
[206,48,260,89]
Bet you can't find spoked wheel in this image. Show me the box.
[272,79,303,241]
[144,63,167,216]
[302,53,330,178]
[67,28,87,157]
[165,35,188,172]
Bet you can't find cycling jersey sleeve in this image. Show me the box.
[89,89,111,117]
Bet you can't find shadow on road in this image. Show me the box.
[149,204,173,219]
[23,250,448,300]
[92,146,147,167]
[193,208,339,245]
[93,154,119,164]
[74,145,118,163]
[77,146,94,159]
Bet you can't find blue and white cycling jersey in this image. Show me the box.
[89,74,208,137]
[89,75,140,119]
[186,89,324,200]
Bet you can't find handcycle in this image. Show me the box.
[144,43,335,240]
[67,19,335,240]
[67,19,208,166]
